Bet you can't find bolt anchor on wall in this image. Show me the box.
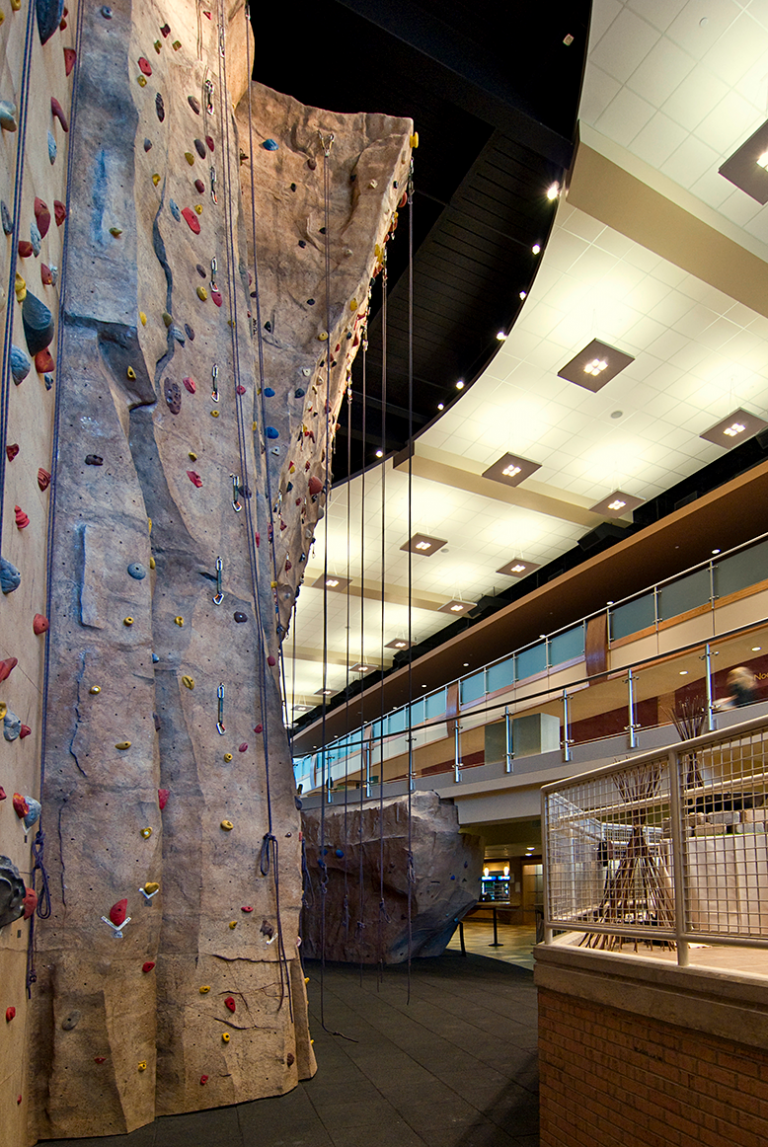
[216,682,225,735]
[213,556,223,604]
[231,474,242,513]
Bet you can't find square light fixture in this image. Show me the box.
[385,638,414,650]
[313,687,337,697]
[350,662,378,673]
[401,533,447,556]
[557,339,635,393]
[719,119,768,204]
[438,599,476,615]
[311,574,351,591]
[496,557,541,578]
[292,704,312,713]
[589,490,644,518]
[482,452,541,487]
[700,408,768,448]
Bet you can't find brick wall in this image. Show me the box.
[539,987,768,1147]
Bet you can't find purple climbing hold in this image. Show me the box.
[194,138,206,159]
[143,138,152,152]
[85,455,103,466]
[188,96,200,115]
[233,612,247,623]
[194,179,204,194]
[164,379,181,415]
[184,323,195,341]
[196,264,206,277]
[1,201,12,236]
[155,93,165,122]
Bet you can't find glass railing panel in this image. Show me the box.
[658,567,711,621]
[388,707,407,735]
[487,655,515,693]
[425,688,447,720]
[715,539,768,599]
[710,625,768,713]
[506,696,562,759]
[567,674,633,746]
[461,670,486,705]
[610,591,655,641]
[550,623,585,667]
[633,647,709,738]
[516,642,547,681]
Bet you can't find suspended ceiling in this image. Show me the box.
[280,0,768,731]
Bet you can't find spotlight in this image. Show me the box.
[375,449,383,458]
[456,379,465,390]
[496,330,507,341]
[532,243,541,254]
[546,182,560,201]
[519,290,527,300]
[437,402,444,410]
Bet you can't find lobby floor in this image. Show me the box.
[446,920,538,970]
[42,950,540,1147]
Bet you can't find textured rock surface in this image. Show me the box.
[2,0,412,1140]
[301,793,484,964]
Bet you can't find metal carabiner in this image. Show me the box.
[216,683,225,734]
[213,556,223,605]
[231,474,242,513]
[211,363,219,402]
[218,22,225,58]
[204,79,214,115]
[210,168,217,205]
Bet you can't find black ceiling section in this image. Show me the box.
[251,0,592,478]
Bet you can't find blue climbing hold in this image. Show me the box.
[169,199,180,221]
[170,324,185,345]
[36,0,65,45]
[262,139,278,151]
[47,132,57,164]
[10,346,31,385]
[152,653,159,663]
[286,482,293,492]
[30,221,42,256]
[0,557,21,594]
[127,562,147,580]
[335,848,344,858]
[44,373,54,391]
[22,293,54,357]
[450,874,456,880]
[294,388,305,398]
[23,798,41,830]
[1,201,11,235]
[3,711,21,742]
[264,387,275,397]
[265,427,279,439]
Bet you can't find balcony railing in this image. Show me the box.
[541,714,768,965]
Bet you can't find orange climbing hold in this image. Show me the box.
[33,614,49,635]
[35,350,55,374]
[23,888,37,918]
[0,657,18,682]
[12,794,28,819]
[14,506,29,529]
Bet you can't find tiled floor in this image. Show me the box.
[447,920,538,970]
[42,951,540,1147]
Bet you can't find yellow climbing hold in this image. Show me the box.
[224,753,232,762]
[14,273,26,302]
[153,39,161,52]
[410,132,419,149]
[196,286,207,301]
[194,204,203,215]
[149,556,156,570]
[152,173,160,186]
[374,244,382,260]
[116,741,132,750]
[184,152,195,165]
[148,518,152,534]
[229,921,237,929]
[318,331,328,342]
[304,977,309,984]
[89,685,101,695]
[199,986,211,994]
[124,617,134,626]
[172,39,181,49]
[174,616,184,627]
[137,76,147,87]
[0,13,4,25]
[349,298,358,311]
[140,827,152,839]
[252,421,258,432]
[222,1032,230,1043]
[10,0,20,10]
[109,226,123,238]
[211,410,219,418]
[270,580,277,589]
[220,820,234,831]
[138,1061,147,1072]
[181,675,194,690]
[127,366,136,379]
[0,703,6,721]
[188,451,197,461]
[140,311,147,326]
[144,882,159,895]
[162,312,173,327]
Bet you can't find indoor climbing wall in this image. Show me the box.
[0,0,411,1140]
[0,0,77,1143]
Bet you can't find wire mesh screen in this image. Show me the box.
[682,726,768,937]
[545,756,674,948]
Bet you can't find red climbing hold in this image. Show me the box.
[255,532,260,548]
[12,794,29,819]
[41,264,53,285]
[50,98,69,132]
[308,476,322,496]
[142,961,156,973]
[181,207,200,234]
[254,724,263,734]
[160,22,171,35]
[64,47,76,75]
[6,443,19,462]
[224,996,236,1013]
[0,657,18,682]
[33,614,49,635]
[34,198,51,238]
[19,725,31,739]
[0,788,6,800]
[200,1076,208,1085]
[194,178,204,194]
[6,1008,15,1023]
[23,887,37,918]
[236,385,245,395]
[18,241,33,258]
[182,376,196,393]
[238,742,248,753]
[158,789,169,810]
[205,135,214,151]
[35,350,55,374]
[211,289,222,307]
[267,656,276,667]
[54,201,67,226]
[241,905,253,913]
[14,506,29,529]
[109,899,128,927]
[187,470,202,488]
[138,57,152,76]
[94,1057,106,1064]
[37,468,51,491]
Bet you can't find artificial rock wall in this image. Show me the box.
[0,0,411,1140]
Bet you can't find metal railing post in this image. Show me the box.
[704,641,717,733]
[562,688,571,763]
[454,721,462,783]
[627,667,639,750]
[364,741,371,798]
[667,747,690,967]
[505,706,513,773]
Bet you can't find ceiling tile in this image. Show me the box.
[665,0,741,62]
[630,109,690,166]
[700,11,768,86]
[662,64,731,132]
[590,7,662,83]
[579,64,623,125]
[626,0,689,33]
[595,86,657,146]
[659,133,722,187]
[626,34,697,105]
[693,89,761,153]
[589,0,623,51]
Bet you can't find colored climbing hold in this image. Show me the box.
[196,286,207,301]
[158,789,169,810]
[110,899,128,927]
[254,723,262,734]
[94,1057,106,1064]
[266,426,279,439]
[194,178,205,194]
[238,743,248,753]
[1,202,12,235]
[37,468,51,490]
[165,379,182,414]
[160,22,170,35]
[64,47,76,75]
[199,985,210,994]
[14,506,29,530]
[174,616,184,627]
[152,173,160,187]
[194,138,205,158]
[142,962,155,973]
[233,611,247,623]
[188,95,200,114]
[262,139,278,150]
[88,685,101,694]
[23,887,37,918]
[0,657,18,682]
[22,292,54,357]
[50,97,69,131]
[139,312,147,325]
[184,151,194,165]
[222,1032,230,1043]
[224,996,236,1013]
[220,820,234,831]
[169,199,180,221]
[138,57,152,75]
[84,454,103,466]
[264,387,275,397]
[6,1008,15,1023]
[186,471,202,488]
[53,202,66,230]
[193,205,203,216]
[144,882,159,896]
[308,476,322,496]
[18,240,33,258]
[127,563,146,579]
[223,753,232,762]
[23,796,40,826]
[172,39,180,49]
[115,741,131,750]
[140,827,152,839]
[155,93,165,122]
[241,905,253,913]
[41,264,53,286]
[30,222,42,256]
[210,410,219,418]
[35,349,55,374]
[181,675,194,689]
[0,557,22,594]
[34,198,51,239]
[138,1062,147,1072]
[4,714,21,742]
[36,0,65,41]
[123,618,134,627]
[205,135,214,152]
[0,101,18,132]
[33,614,49,635]
[185,323,195,341]
[153,39,161,52]
[6,444,19,462]
[12,793,28,818]
[200,1076,208,1085]
[267,656,276,667]
[211,288,221,306]
[14,274,26,302]
[181,207,200,234]
[48,132,57,164]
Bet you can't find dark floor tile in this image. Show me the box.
[327,1117,427,1147]
[156,1105,242,1147]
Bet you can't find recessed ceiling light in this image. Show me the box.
[456,379,465,390]
[351,662,377,673]
[558,339,635,393]
[753,647,762,652]
[375,449,383,458]
[401,533,448,556]
[314,688,336,696]
[437,402,444,410]
[758,152,768,170]
[482,452,541,487]
[679,670,688,676]
[700,408,768,448]
[438,599,476,615]
[546,182,560,201]
[589,490,644,518]
[311,574,351,592]
[712,549,721,555]
[519,290,527,300]
[292,704,312,713]
[385,638,413,650]
[532,243,541,255]
[610,410,623,419]
[719,118,768,204]
[496,330,507,341]
[496,557,540,578]
[563,32,574,45]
